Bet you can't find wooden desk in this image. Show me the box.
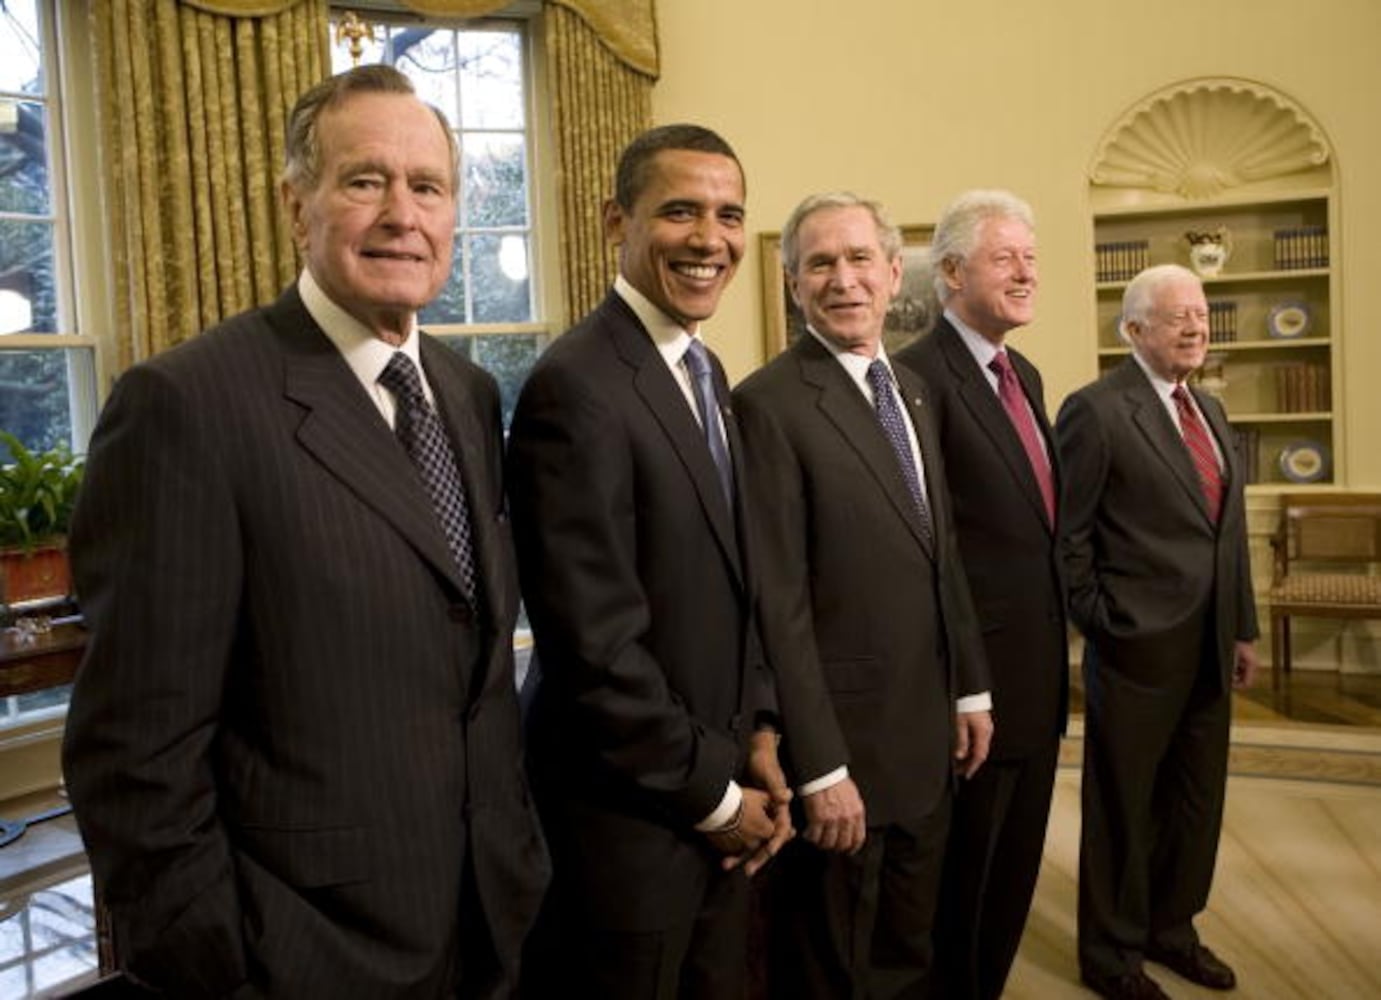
[0,619,86,697]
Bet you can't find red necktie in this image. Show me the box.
[989,351,1055,526]
[1171,384,1224,523]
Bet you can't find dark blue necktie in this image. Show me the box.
[866,359,933,546]
[683,339,735,507]
[378,352,478,602]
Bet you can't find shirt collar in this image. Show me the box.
[614,273,701,368]
[1131,348,1186,405]
[944,308,1005,370]
[299,267,424,391]
[805,326,896,388]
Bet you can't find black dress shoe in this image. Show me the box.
[1147,942,1237,990]
[1081,970,1171,1000]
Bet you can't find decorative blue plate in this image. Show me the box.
[1267,302,1313,339]
[1278,440,1329,483]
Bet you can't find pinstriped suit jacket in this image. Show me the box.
[63,286,549,998]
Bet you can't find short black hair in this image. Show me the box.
[613,124,743,209]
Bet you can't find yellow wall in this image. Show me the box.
[652,0,1381,488]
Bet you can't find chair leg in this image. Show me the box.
[1270,613,1283,691]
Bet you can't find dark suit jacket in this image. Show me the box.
[1056,356,1259,682]
[63,286,548,998]
[895,319,1067,759]
[506,292,773,931]
[733,334,989,826]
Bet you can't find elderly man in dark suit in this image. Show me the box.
[734,192,992,1000]
[62,65,548,998]
[1057,263,1260,1000]
[894,189,1066,1000]
[506,125,791,1000]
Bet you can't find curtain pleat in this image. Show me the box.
[93,0,328,366]
[92,0,656,366]
[544,3,652,323]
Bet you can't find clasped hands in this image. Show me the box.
[705,729,795,876]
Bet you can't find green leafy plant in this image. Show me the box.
[0,430,85,552]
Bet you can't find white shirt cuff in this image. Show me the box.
[957,692,993,713]
[695,781,742,831]
[799,765,849,797]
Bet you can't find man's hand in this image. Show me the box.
[802,777,866,854]
[706,786,792,875]
[1232,640,1260,690]
[954,709,993,779]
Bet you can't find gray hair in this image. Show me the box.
[930,189,1035,303]
[781,192,901,275]
[1118,263,1201,342]
[282,64,458,192]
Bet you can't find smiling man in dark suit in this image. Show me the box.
[1057,264,1260,1000]
[893,189,1066,1000]
[506,125,791,1000]
[734,192,992,999]
[62,65,547,998]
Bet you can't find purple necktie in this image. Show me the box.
[989,350,1055,526]
[866,359,933,548]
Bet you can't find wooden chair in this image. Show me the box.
[1268,493,1381,689]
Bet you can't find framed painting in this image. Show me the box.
[759,224,935,358]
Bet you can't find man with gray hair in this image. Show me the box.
[735,191,991,998]
[63,65,548,997]
[1056,264,1259,1000]
[894,189,1066,1000]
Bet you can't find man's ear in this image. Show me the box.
[602,198,625,245]
[786,269,803,310]
[941,254,964,294]
[281,179,307,249]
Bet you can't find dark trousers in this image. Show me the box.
[930,740,1060,1000]
[767,797,951,1000]
[521,860,749,1000]
[1077,632,1231,981]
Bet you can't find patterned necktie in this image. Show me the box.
[989,350,1056,526]
[378,352,479,602]
[683,339,735,507]
[866,359,933,547]
[1171,384,1224,524]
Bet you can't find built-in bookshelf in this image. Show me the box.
[1088,79,1340,491]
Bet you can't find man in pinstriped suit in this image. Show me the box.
[63,66,547,998]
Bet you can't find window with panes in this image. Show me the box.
[329,8,548,426]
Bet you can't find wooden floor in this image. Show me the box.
[1012,667,1381,999]
[2,668,1379,998]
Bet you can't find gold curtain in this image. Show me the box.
[543,2,653,323]
[93,0,328,369]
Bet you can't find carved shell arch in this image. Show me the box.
[1090,78,1332,200]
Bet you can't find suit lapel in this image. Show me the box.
[269,290,467,597]
[937,321,1052,532]
[605,298,744,584]
[1118,359,1214,526]
[795,336,934,558]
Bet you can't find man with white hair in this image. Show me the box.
[1056,264,1260,1000]
[895,189,1066,1000]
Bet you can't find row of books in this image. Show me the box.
[1275,362,1331,412]
[1273,226,1329,270]
[1232,428,1262,484]
[1094,240,1150,282]
[1207,300,1238,342]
